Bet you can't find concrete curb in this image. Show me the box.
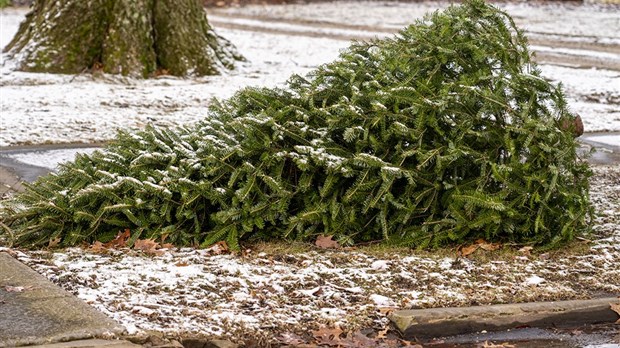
[389,297,620,339]
[0,252,126,347]
[0,166,25,196]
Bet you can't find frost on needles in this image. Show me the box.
[1,0,592,249]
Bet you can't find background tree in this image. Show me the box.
[3,0,244,77]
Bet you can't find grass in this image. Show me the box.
[242,237,596,263]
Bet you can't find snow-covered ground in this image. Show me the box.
[1,1,619,147]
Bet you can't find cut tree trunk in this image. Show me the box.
[3,0,244,77]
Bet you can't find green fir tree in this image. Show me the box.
[0,0,592,249]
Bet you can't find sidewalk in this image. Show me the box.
[0,252,129,347]
[0,166,25,197]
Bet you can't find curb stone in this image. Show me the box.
[0,166,25,196]
[389,297,620,339]
[0,252,126,347]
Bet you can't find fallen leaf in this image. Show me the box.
[205,241,229,255]
[459,244,479,257]
[104,229,131,248]
[48,236,61,248]
[340,331,376,347]
[610,301,620,324]
[377,307,397,315]
[518,246,533,256]
[155,68,170,77]
[89,241,107,253]
[315,235,340,249]
[174,261,189,267]
[134,238,162,255]
[376,326,389,340]
[312,326,343,346]
[476,239,501,251]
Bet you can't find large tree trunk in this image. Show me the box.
[3,0,243,77]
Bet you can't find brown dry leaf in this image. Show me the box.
[476,239,501,251]
[376,327,390,340]
[205,241,230,255]
[161,243,175,249]
[48,236,61,248]
[377,307,397,316]
[312,326,343,346]
[518,246,534,256]
[610,301,620,324]
[315,234,340,249]
[459,244,479,257]
[174,261,189,267]
[134,238,162,255]
[340,331,376,347]
[104,229,131,248]
[89,241,107,253]
[155,69,170,77]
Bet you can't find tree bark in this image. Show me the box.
[3,0,243,77]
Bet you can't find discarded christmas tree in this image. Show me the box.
[3,0,243,77]
[1,0,592,249]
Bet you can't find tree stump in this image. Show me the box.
[3,0,244,77]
